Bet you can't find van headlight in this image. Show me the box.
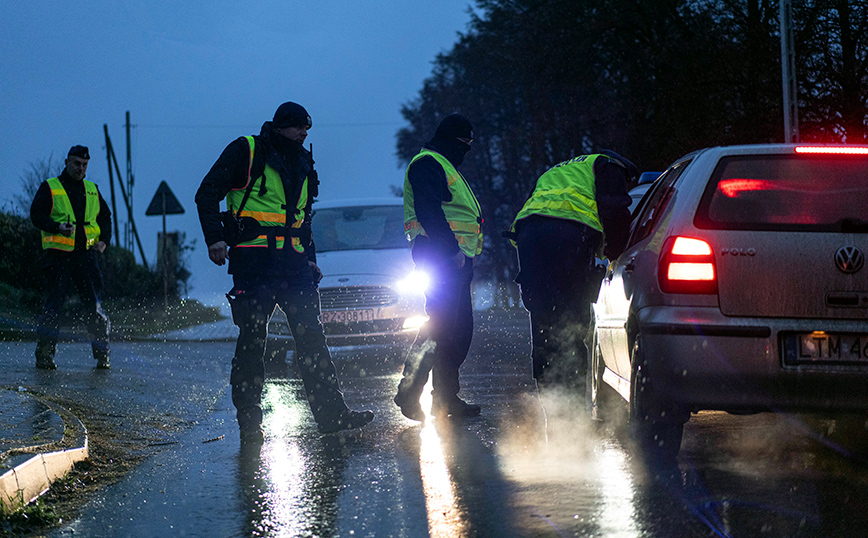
[396,270,430,294]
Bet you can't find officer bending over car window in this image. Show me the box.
[507,151,635,415]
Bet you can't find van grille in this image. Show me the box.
[319,286,399,310]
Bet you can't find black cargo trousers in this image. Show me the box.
[398,258,474,403]
[228,273,350,431]
[35,250,110,362]
[515,216,603,391]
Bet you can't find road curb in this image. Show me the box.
[0,397,88,512]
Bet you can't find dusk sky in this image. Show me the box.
[1,1,476,305]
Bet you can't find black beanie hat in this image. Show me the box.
[67,145,90,159]
[272,101,312,128]
[434,113,473,141]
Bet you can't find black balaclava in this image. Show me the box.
[600,149,640,182]
[429,113,473,166]
[261,101,313,181]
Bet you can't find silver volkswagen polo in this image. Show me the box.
[589,144,868,460]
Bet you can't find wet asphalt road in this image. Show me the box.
[4,309,868,537]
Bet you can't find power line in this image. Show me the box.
[132,121,404,129]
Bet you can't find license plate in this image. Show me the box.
[321,309,375,324]
[783,332,868,363]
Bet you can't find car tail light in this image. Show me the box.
[658,236,718,294]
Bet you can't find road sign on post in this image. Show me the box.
[146,181,185,309]
[145,182,185,216]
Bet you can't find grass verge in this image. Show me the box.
[0,298,224,342]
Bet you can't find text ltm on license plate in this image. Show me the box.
[795,333,868,361]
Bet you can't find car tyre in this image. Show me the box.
[629,334,686,463]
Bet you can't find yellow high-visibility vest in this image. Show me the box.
[510,154,606,255]
[41,177,101,251]
[226,136,309,253]
[403,148,483,257]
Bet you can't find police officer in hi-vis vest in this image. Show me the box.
[30,145,112,370]
[195,102,373,448]
[508,151,636,402]
[394,113,483,422]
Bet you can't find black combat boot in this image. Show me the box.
[394,378,426,422]
[35,340,57,370]
[317,409,375,434]
[431,395,481,418]
[93,344,110,369]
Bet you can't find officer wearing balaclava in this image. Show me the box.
[395,113,484,422]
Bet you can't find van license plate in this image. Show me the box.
[321,309,375,323]
[783,332,868,363]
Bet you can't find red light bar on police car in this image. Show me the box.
[794,146,868,155]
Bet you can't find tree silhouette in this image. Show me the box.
[14,156,63,216]
[397,0,868,294]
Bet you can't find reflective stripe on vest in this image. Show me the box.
[225,136,309,253]
[403,149,483,257]
[510,154,606,254]
[41,177,101,251]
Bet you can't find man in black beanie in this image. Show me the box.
[195,102,373,449]
[30,145,112,370]
[394,113,484,421]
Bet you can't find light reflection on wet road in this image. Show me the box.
[0,309,865,536]
[416,385,466,537]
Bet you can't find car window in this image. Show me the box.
[628,184,652,215]
[695,154,868,231]
[629,161,689,245]
[313,205,408,252]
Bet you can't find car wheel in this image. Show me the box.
[629,334,686,462]
[587,330,621,423]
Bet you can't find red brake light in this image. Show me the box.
[671,237,712,255]
[659,237,718,294]
[794,146,868,155]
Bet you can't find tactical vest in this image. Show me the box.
[510,154,606,254]
[403,148,483,257]
[41,177,101,251]
[226,136,309,254]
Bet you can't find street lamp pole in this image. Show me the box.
[780,0,799,143]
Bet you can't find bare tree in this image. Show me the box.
[14,156,63,216]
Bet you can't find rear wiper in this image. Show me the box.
[838,218,868,233]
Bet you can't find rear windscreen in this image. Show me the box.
[695,155,868,231]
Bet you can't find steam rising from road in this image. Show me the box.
[496,387,605,482]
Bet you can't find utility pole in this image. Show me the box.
[104,125,149,267]
[103,125,120,243]
[125,111,135,252]
[780,0,799,143]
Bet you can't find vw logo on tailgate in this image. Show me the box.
[835,245,865,274]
